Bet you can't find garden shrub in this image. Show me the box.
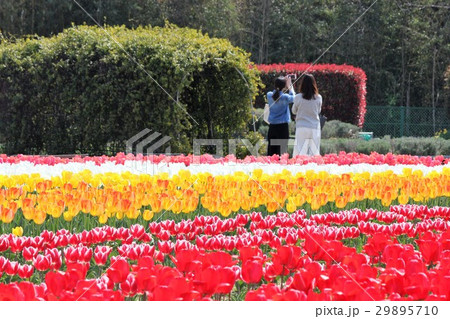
[391,137,439,156]
[356,139,391,155]
[435,129,450,140]
[440,139,450,155]
[250,108,265,133]
[322,120,361,139]
[235,131,267,159]
[320,137,448,156]
[0,25,260,155]
[256,63,367,127]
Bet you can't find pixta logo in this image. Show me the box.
[126,129,172,155]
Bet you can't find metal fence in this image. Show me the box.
[363,106,449,137]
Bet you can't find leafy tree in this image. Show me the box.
[0,0,448,109]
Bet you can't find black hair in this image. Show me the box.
[272,76,287,101]
[299,74,319,100]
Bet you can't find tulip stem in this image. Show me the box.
[97,265,103,279]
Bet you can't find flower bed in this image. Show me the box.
[0,154,449,301]
[1,152,448,166]
[1,205,450,300]
[0,166,448,229]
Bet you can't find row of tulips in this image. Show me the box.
[1,206,449,254]
[1,168,448,230]
[1,152,448,166]
[1,206,450,300]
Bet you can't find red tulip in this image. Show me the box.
[405,272,430,300]
[417,231,441,265]
[241,259,263,284]
[135,267,157,293]
[45,248,62,270]
[22,246,39,261]
[239,246,263,263]
[168,276,199,301]
[0,283,25,301]
[130,245,145,260]
[196,266,222,296]
[154,251,165,263]
[263,262,283,282]
[5,261,19,276]
[303,233,325,258]
[215,267,237,295]
[94,246,112,265]
[157,230,171,241]
[31,237,45,250]
[152,286,179,301]
[206,251,237,268]
[17,281,39,301]
[175,239,195,252]
[64,246,80,264]
[18,265,34,279]
[120,273,138,297]
[45,271,68,297]
[10,237,27,253]
[158,241,174,254]
[245,283,281,301]
[0,256,8,273]
[282,289,308,301]
[40,230,55,243]
[287,269,316,292]
[364,233,395,258]
[0,238,9,252]
[130,224,145,239]
[272,245,302,271]
[170,249,202,273]
[33,255,51,272]
[66,262,89,281]
[65,246,92,264]
[80,230,93,245]
[107,257,130,283]
[379,268,406,296]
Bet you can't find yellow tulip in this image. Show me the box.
[143,210,154,221]
[99,214,108,224]
[63,211,74,222]
[12,226,23,237]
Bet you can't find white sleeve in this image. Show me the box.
[292,96,300,115]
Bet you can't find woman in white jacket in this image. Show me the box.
[292,74,322,156]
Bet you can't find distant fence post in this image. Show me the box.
[400,106,405,137]
[363,105,449,137]
[405,105,410,135]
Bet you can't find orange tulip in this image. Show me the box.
[335,196,347,209]
[1,206,15,223]
[267,202,278,213]
[33,209,46,225]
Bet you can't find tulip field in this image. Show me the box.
[0,152,449,301]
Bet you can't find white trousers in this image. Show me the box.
[293,127,321,156]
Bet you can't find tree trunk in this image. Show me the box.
[432,47,437,133]
[31,0,35,34]
[258,0,271,64]
[406,72,410,135]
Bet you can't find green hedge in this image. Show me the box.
[321,120,361,139]
[321,137,450,156]
[0,25,260,155]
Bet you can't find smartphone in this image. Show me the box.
[287,74,297,80]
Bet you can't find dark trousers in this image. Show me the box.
[267,123,289,156]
